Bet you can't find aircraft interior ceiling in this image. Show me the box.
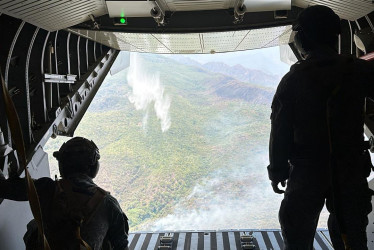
[1,0,374,53]
[1,0,373,30]
[2,0,374,249]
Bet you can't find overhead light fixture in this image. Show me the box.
[113,16,128,26]
[113,11,128,26]
[234,1,246,24]
[151,7,165,26]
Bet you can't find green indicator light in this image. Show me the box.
[120,18,126,24]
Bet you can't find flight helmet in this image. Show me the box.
[53,137,100,178]
[293,5,341,53]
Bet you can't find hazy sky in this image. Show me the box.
[184,46,291,76]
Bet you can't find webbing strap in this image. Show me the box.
[58,179,106,250]
[326,75,352,250]
[84,187,107,224]
[75,226,92,250]
[55,181,93,250]
[0,69,50,250]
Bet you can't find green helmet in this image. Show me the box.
[53,137,100,178]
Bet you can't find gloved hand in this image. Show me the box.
[271,181,286,194]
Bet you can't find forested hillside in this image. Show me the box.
[45,53,329,231]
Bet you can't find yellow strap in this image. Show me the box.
[341,234,352,250]
[75,225,92,250]
[0,69,50,250]
[81,240,92,250]
[59,180,94,249]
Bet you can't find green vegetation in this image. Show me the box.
[45,54,275,230]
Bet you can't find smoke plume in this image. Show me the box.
[150,150,329,230]
[127,53,171,132]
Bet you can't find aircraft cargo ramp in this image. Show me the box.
[127,229,333,250]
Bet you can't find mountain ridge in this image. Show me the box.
[170,55,281,89]
[202,61,281,89]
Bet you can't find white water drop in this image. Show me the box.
[127,53,171,132]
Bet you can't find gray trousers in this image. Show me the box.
[279,158,372,250]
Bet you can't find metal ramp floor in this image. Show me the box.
[128,229,333,250]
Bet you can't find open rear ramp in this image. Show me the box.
[128,229,333,250]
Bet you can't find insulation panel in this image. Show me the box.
[70,25,293,53]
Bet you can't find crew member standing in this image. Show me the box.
[268,5,374,250]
